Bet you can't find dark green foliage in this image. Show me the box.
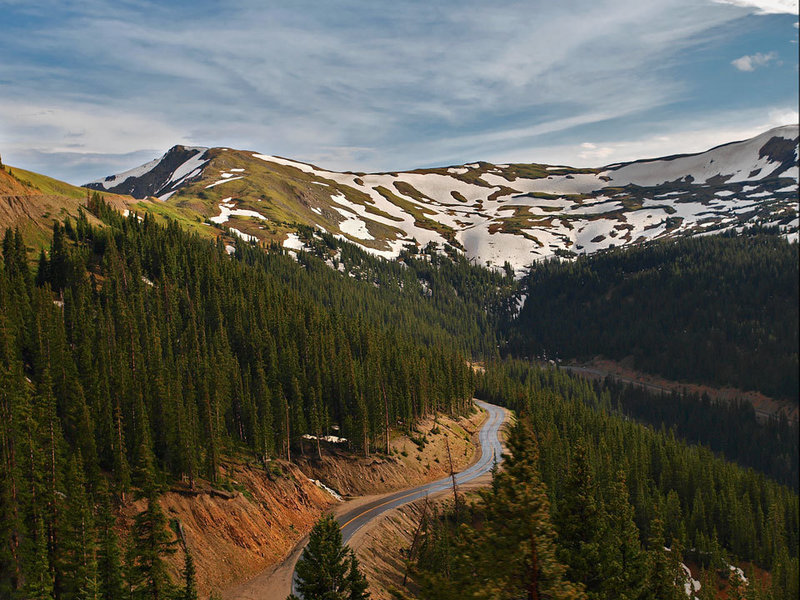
[181,550,198,600]
[1,193,798,599]
[474,359,798,598]
[417,420,586,600]
[598,379,799,490]
[291,513,370,600]
[0,197,484,597]
[96,484,125,600]
[510,233,799,399]
[642,516,686,600]
[126,492,177,600]
[554,444,607,597]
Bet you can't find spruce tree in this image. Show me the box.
[127,492,177,600]
[291,513,370,600]
[346,550,370,600]
[554,443,605,597]
[23,520,54,600]
[423,419,585,600]
[599,470,648,600]
[643,515,685,600]
[181,549,199,600]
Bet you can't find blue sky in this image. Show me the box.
[0,0,797,184]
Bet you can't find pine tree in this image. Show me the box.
[346,550,370,600]
[642,515,685,600]
[58,453,97,600]
[291,513,369,600]
[423,419,585,600]
[599,470,648,600]
[127,492,177,600]
[181,549,199,600]
[554,443,605,597]
[23,519,54,600]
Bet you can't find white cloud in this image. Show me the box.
[731,51,777,71]
[714,0,799,14]
[578,143,615,161]
[0,1,797,182]
[495,106,800,168]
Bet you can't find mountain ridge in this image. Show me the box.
[77,124,800,271]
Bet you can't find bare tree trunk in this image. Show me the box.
[446,436,459,517]
[403,497,430,587]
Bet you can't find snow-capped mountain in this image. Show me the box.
[85,125,799,273]
[86,145,210,200]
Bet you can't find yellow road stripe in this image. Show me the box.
[341,487,426,529]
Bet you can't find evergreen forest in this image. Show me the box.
[415,360,798,600]
[509,231,799,399]
[0,195,797,599]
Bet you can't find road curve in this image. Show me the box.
[293,399,506,596]
[224,400,507,600]
[337,399,506,543]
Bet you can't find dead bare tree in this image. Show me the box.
[403,496,430,587]
[445,435,460,517]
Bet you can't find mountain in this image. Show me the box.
[0,161,137,250]
[86,125,799,273]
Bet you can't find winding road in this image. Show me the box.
[224,399,507,599]
[337,399,506,543]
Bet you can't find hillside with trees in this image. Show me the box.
[1,193,797,599]
[413,360,799,600]
[0,196,498,598]
[509,231,799,400]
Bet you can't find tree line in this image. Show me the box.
[508,231,799,399]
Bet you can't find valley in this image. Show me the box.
[3,2,799,598]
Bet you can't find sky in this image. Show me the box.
[0,0,797,184]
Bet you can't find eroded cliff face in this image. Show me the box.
[116,408,485,598]
[295,410,485,497]
[119,460,335,598]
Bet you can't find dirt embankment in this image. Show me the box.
[117,408,486,598]
[119,460,335,598]
[353,498,431,600]
[351,491,482,600]
[295,410,485,497]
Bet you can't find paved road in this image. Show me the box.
[224,399,507,600]
[292,399,506,596]
[337,399,506,543]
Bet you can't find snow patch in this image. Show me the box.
[205,176,244,188]
[229,228,257,243]
[283,233,305,250]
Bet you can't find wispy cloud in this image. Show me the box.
[713,0,798,14]
[0,0,797,182]
[503,106,800,167]
[732,51,777,71]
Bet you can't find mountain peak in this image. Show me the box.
[85,145,210,199]
[83,126,798,272]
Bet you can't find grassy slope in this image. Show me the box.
[0,165,191,253]
[167,149,405,249]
